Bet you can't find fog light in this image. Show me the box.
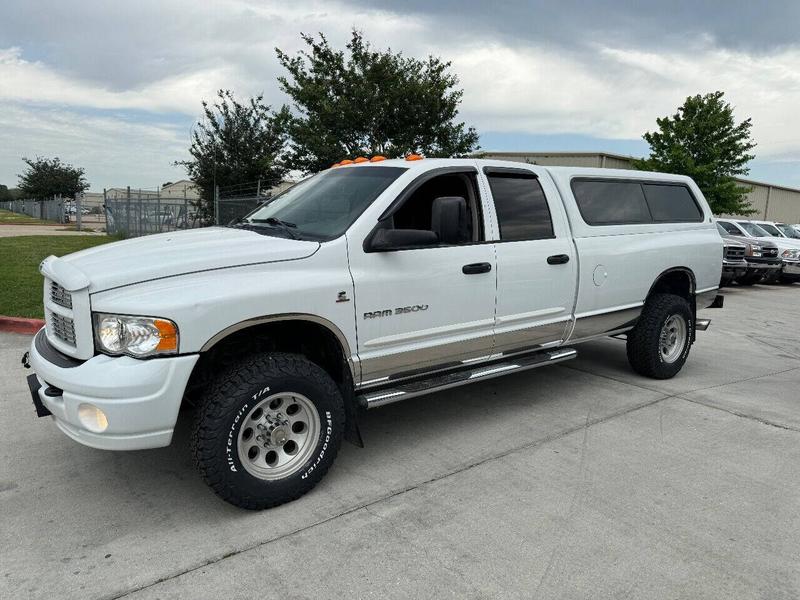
[78,403,108,433]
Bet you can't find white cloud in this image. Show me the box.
[1,0,800,188]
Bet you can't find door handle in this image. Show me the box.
[547,254,570,265]
[462,262,492,275]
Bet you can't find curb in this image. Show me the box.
[0,316,45,335]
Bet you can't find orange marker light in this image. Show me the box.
[405,154,423,161]
[154,319,178,352]
[339,159,354,165]
[370,155,387,162]
[354,157,368,163]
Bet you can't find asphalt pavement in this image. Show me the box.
[1,284,799,599]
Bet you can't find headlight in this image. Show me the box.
[745,243,761,257]
[782,249,800,259]
[93,313,178,357]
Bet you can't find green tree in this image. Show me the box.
[17,157,89,199]
[0,184,12,202]
[634,91,756,215]
[177,90,290,222]
[276,30,479,173]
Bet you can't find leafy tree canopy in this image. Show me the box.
[633,91,756,215]
[176,90,290,222]
[276,30,479,173]
[17,156,89,199]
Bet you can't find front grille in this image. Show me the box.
[49,313,76,346]
[50,282,72,309]
[763,248,778,258]
[724,245,745,260]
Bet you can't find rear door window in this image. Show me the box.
[487,174,554,241]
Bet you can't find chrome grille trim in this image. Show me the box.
[49,313,76,346]
[50,282,73,309]
[724,246,745,260]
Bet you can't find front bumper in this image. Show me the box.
[782,260,800,275]
[28,329,198,450]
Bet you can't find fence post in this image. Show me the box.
[156,188,162,233]
[184,192,189,229]
[256,178,261,197]
[126,186,131,236]
[103,188,108,234]
[214,185,220,226]
[75,192,82,231]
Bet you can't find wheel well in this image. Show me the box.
[648,268,695,303]
[186,320,353,401]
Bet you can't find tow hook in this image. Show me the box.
[21,351,30,369]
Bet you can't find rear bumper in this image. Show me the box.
[28,328,198,450]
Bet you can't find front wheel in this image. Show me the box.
[626,293,693,379]
[192,352,345,510]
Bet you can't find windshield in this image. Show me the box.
[238,166,406,241]
[755,222,783,237]
[776,223,800,239]
[737,221,771,237]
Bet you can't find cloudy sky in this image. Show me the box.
[2,0,799,191]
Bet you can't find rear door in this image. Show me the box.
[479,165,577,353]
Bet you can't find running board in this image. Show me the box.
[358,348,577,409]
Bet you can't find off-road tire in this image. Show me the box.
[626,293,693,379]
[191,352,345,510]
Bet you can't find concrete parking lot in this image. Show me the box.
[1,284,799,599]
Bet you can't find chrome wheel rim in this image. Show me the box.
[660,314,687,363]
[237,392,320,480]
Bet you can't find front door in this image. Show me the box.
[348,167,497,386]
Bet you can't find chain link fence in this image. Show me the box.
[214,181,269,226]
[104,188,202,237]
[0,197,67,222]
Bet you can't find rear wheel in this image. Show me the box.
[626,293,693,379]
[192,352,345,510]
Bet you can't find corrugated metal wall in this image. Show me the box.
[481,152,800,223]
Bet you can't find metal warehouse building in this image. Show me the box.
[481,151,800,223]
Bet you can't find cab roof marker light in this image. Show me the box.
[339,159,354,165]
[370,155,387,162]
[405,154,423,161]
[354,157,369,163]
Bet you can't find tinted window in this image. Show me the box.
[242,166,406,240]
[571,180,651,225]
[642,184,703,222]
[487,175,554,241]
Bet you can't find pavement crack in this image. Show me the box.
[677,396,800,434]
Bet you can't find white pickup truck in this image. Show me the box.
[23,157,723,509]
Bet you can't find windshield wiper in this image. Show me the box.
[258,216,298,239]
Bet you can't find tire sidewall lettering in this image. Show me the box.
[226,386,271,473]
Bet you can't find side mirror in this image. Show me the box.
[366,227,439,251]
[431,196,468,245]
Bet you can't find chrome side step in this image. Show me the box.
[696,318,711,331]
[358,348,577,409]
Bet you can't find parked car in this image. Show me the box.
[23,158,723,509]
[750,220,800,283]
[716,231,748,286]
[715,220,781,285]
[716,219,794,284]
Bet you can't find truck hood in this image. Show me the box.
[56,227,320,292]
